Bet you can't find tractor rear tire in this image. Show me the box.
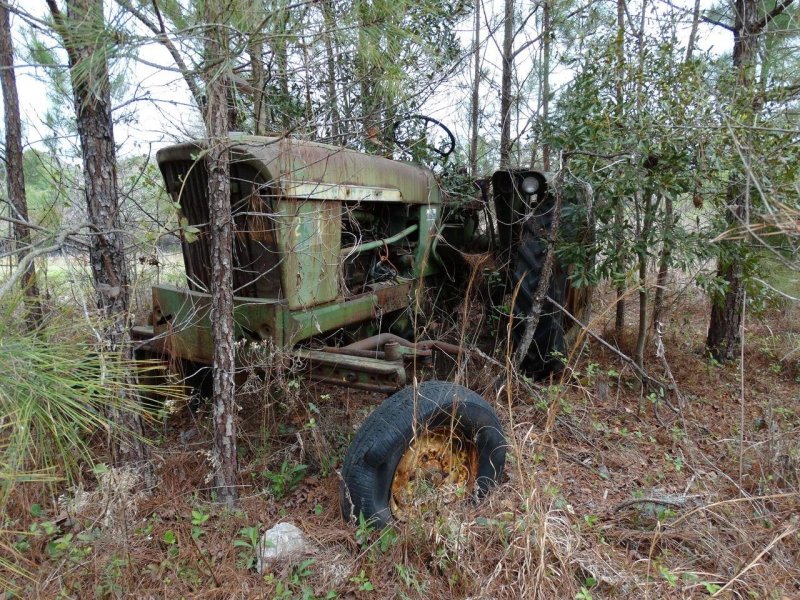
[340,381,506,529]
[510,207,569,378]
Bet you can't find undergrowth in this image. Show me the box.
[1,284,799,598]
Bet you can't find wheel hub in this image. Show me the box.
[390,429,477,520]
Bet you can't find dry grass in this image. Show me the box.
[2,281,799,599]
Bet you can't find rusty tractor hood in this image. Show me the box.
[156,135,442,205]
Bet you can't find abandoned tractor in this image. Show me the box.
[133,133,590,527]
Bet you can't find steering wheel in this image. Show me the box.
[392,114,456,159]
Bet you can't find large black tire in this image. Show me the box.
[340,381,506,528]
[510,198,569,378]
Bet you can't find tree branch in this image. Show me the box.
[702,15,737,32]
[547,293,666,391]
[753,0,795,32]
[510,32,545,60]
[115,0,204,109]
[44,0,79,66]
[0,226,87,301]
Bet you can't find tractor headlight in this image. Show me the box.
[520,176,539,195]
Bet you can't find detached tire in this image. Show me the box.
[340,381,506,528]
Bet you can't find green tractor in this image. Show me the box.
[133,129,591,528]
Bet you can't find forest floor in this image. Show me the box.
[3,282,800,599]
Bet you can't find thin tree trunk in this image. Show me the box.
[469,0,481,176]
[685,0,701,62]
[613,0,626,339]
[47,0,151,475]
[321,0,341,141]
[356,3,387,154]
[652,194,672,329]
[302,41,314,138]
[707,0,759,361]
[541,0,551,171]
[273,10,290,132]
[634,191,659,370]
[0,3,41,326]
[251,37,266,135]
[632,0,651,367]
[204,13,239,508]
[499,0,514,168]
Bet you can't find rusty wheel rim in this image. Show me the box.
[390,428,477,520]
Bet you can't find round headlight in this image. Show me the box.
[520,176,539,195]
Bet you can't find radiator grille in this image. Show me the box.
[159,159,282,298]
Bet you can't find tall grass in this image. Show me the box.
[0,294,153,503]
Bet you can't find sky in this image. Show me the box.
[5,0,733,159]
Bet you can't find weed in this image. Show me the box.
[234,525,261,569]
[350,569,374,592]
[664,452,683,472]
[96,555,127,597]
[354,513,375,548]
[377,526,398,553]
[263,459,308,499]
[191,508,210,539]
[395,564,424,594]
[575,587,594,600]
[659,565,679,587]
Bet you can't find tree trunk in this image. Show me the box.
[47,0,151,475]
[273,10,291,132]
[613,0,626,339]
[685,0,701,62]
[707,0,759,361]
[634,190,659,370]
[0,3,41,326]
[499,0,514,168]
[469,0,481,176]
[652,194,673,329]
[250,37,266,135]
[356,3,382,153]
[540,0,551,171]
[301,41,314,138]
[321,0,341,141]
[204,15,239,508]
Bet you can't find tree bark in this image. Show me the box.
[47,0,151,475]
[469,0,481,176]
[356,2,382,153]
[685,0,701,62]
[0,3,41,326]
[273,9,291,132]
[540,0,551,171]
[652,194,673,329]
[613,0,626,339]
[707,0,759,361]
[321,0,341,141]
[250,36,267,135]
[499,0,514,168]
[204,14,239,508]
[634,190,659,370]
